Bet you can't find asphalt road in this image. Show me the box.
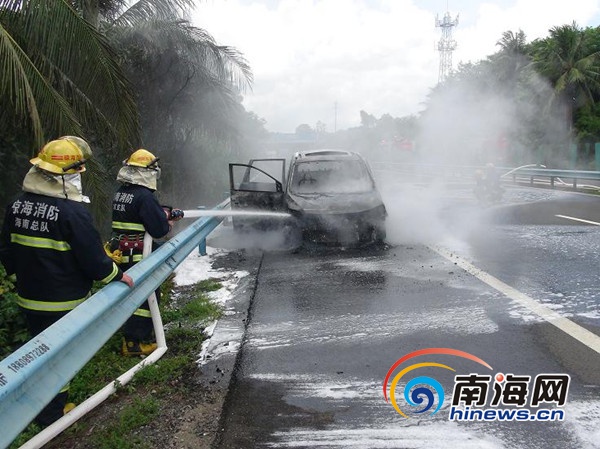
[209,184,600,449]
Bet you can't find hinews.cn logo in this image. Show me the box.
[383,347,570,422]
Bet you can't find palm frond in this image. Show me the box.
[1,0,140,149]
[109,0,194,27]
[109,18,252,92]
[0,21,83,150]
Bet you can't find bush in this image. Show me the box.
[0,265,29,360]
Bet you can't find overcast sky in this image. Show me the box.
[192,1,600,133]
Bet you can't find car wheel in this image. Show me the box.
[232,217,249,234]
[282,219,301,249]
[372,221,386,244]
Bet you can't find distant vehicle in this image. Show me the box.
[474,164,504,205]
[229,150,387,245]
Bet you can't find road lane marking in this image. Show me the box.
[556,214,600,226]
[431,245,600,355]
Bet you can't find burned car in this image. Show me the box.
[285,150,386,243]
[229,150,386,245]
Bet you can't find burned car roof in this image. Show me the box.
[287,149,379,199]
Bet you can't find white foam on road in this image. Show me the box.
[250,372,598,448]
[248,306,498,350]
[431,245,600,356]
[248,373,379,401]
[173,246,249,364]
[249,375,505,448]
[266,425,505,448]
[564,398,600,448]
[173,246,248,288]
[334,255,494,294]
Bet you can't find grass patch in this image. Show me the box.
[86,397,159,449]
[69,335,140,403]
[196,278,222,292]
[10,276,225,449]
[161,279,223,325]
[131,355,190,387]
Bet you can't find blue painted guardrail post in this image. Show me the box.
[570,142,578,169]
[0,199,229,449]
[198,206,207,256]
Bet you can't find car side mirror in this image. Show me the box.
[276,181,283,192]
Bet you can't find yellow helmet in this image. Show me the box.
[125,149,159,168]
[59,136,93,160]
[30,138,88,174]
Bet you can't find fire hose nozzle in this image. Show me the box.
[162,206,184,221]
[169,208,184,220]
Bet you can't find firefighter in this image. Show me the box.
[111,149,183,357]
[59,136,93,203]
[0,136,134,426]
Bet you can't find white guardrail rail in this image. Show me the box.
[504,166,600,189]
[370,161,600,190]
[0,198,230,449]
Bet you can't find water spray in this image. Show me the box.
[500,164,546,178]
[181,209,292,219]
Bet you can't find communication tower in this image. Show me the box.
[435,11,459,83]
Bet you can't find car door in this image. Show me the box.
[228,158,287,230]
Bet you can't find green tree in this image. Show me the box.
[101,0,252,206]
[0,0,140,151]
[0,0,141,216]
[530,23,600,132]
[492,30,530,86]
[296,124,314,137]
[359,110,376,128]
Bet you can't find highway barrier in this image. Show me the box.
[505,166,600,189]
[371,162,600,190]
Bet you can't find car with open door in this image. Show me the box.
[229,150,386,245]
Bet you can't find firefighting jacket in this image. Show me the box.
[111,184,170,265]
[0,192,123,314]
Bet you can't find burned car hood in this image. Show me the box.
[286,190,384,214]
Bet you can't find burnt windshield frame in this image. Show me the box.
[289,159,375,194]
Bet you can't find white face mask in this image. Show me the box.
[63,173,90,203]
[63,173,82,193]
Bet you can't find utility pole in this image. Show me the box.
[334,101,338,133]
[435,10,459,83]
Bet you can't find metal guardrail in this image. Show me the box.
[0,199,229,449]
[505,167,600,189]
[371,161,600,190]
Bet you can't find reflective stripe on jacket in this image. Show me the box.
[112,221,145,232]
[120,254,143,264]
[17,295,87,313]
[10,234,71,251]
[0,192,123,312]
[111,184,170,265]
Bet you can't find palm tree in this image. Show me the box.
[0,0,140,151]
[530,23,600,132]
[97,0,253,205]
[493,30,530,85]
[0,0,143,218]
[105,1,252,122]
